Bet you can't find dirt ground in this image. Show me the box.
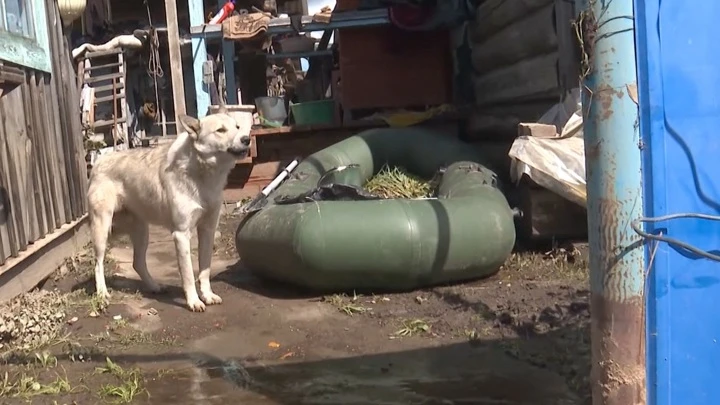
[0,211,591,405]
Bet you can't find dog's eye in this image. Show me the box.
[217,127,228,133]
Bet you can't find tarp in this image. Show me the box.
[508,88,587,207]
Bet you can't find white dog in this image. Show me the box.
[87,109,251,312]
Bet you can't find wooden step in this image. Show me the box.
[94,92,126,103]
[93,117,127,128]
[85,62,122,71]
[84,73,123,84]
[84,49,122,59]
[91,82,124,93]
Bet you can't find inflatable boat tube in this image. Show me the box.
[235,127,516,291]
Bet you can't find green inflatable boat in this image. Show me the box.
[235,127,516,291]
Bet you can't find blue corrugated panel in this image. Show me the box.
[636,1,720,403]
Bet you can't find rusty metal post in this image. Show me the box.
[574,0,646,404]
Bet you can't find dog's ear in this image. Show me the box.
[178,115,201,139]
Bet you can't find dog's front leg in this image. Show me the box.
[172,229,206,312]
[197,209,223,306]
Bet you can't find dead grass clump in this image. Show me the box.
[365,165,431,199]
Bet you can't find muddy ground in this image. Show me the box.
[0,212,591,404]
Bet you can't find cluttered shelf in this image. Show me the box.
[250,106,464,137]
[189,8,389,40]
[250,119,387,137]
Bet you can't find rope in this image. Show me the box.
[631,213,720,262]
[144,0,163,126]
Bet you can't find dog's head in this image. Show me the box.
[178,112,251,159]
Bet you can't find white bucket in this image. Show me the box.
[254,97,288,123]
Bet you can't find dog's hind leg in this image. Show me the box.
[126,217,165,294]
[197,208,223,306]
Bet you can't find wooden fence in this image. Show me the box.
[0,0,89,299]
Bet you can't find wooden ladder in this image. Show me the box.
[77,48,128,146]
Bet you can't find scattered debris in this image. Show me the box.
[393,319,431,337]
[0,290,72,353]
[322,293,370,316]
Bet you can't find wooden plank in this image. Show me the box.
[46,0,88,221]
[85,61,121,70]
[55,17,89,214]
[93,117,127,127]
[32,73,59,231]
[22,71,47,239]
[91,82,125,93]
[94,92,126,104]
[471,3,557,75]
[117,52,129,139]
[0,135,12,264]
[218,0,237,104]
[250,120,388,137]
[41,73,67,227]
[84,48,122,58]
[0,87,28,253]
[165,0,187,122]
[0,216,90,303]
[84,73,123,84]
[45,2,74,223]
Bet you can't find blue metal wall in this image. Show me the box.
[635,1,720,403]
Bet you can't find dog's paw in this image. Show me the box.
[96,289,111,301]
[187,298,207,312]
[200,291,223,306]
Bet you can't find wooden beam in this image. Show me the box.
[164,0,187,122]
[219,0,237,105]
[189,0,211,117]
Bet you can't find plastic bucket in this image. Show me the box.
[290,99,335,126]
[255,96,288,123]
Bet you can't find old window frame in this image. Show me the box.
[0,0,51,73]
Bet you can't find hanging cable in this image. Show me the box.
[632,213,720,262]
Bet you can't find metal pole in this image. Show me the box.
[574,0,646,404]
[189,0,211,118]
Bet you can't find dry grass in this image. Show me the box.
[322,293,370,316]
[365,165,431,199]
[393,319,431,337]
[500,245,589,282]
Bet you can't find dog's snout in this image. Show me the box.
[241,136,251,146]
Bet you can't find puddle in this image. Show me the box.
[143,350,578,405]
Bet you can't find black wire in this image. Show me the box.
[631,213,720,262]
